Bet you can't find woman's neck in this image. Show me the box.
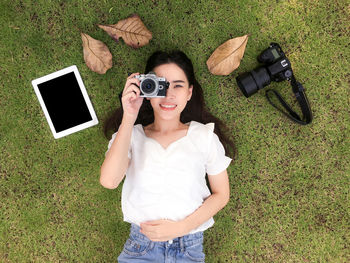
[147,117,186,134]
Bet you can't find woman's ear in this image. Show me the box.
[187,85,193,101]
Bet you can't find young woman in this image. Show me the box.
[100,51,235,262]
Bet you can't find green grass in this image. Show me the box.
[1,0,349,262]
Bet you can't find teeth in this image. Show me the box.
[160,104,176,108]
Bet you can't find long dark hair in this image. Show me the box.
[103,50,236,159]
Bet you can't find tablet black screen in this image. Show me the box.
[37,72,93,133]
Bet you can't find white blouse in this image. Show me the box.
[106,120,232,234]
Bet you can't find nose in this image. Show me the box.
[165,86,175,98]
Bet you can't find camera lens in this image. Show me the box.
[141,79,156,95]
[236,67,271,97]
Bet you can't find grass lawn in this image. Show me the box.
[1,0,349,262]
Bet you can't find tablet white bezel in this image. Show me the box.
[31,65,98,139]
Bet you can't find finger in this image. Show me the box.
[136,96,144,104]
[143,220,161,225]
[124,78,140,92]
[123,82,140,96]
[129,82,140,90]
[141,228,166,242]
[123,85,140,96]
[122,93,135,103]
[140,223,157,234]
[123,92,140,104]
[123,89,140,102]
[140,222,150,230]
[127,72,140,79]
[126,76,141,85]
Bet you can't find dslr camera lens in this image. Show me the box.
[236,67,271,97]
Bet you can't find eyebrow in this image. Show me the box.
[171,80,185,83]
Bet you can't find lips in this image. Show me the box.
[160,104,177,111]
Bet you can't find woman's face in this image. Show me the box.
[148,63,193,122]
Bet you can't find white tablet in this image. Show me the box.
[31,65,98,139]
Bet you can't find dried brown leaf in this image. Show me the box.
[207,34,249,75]
[81,32,113,74]
[98,14,152,49]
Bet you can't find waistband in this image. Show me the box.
[129,223,203,249]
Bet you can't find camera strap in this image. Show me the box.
[265,75,313,125]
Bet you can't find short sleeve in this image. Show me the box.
[205,133,232,175]
[105,132,132,159]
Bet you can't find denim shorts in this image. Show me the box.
[117,223,205,262]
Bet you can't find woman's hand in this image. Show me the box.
[121,73,144,121]
[140,219,188,242]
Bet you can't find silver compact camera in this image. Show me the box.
[134,72,170,98]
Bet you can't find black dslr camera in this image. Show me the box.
[236,43,293,97]
[236,43,312,125]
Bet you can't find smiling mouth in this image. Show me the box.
[160,104,177,110]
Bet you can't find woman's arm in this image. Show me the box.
[100,116,134,189]
[140,169,230,241]
[100,73,143,189]
[181,169,230,233]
